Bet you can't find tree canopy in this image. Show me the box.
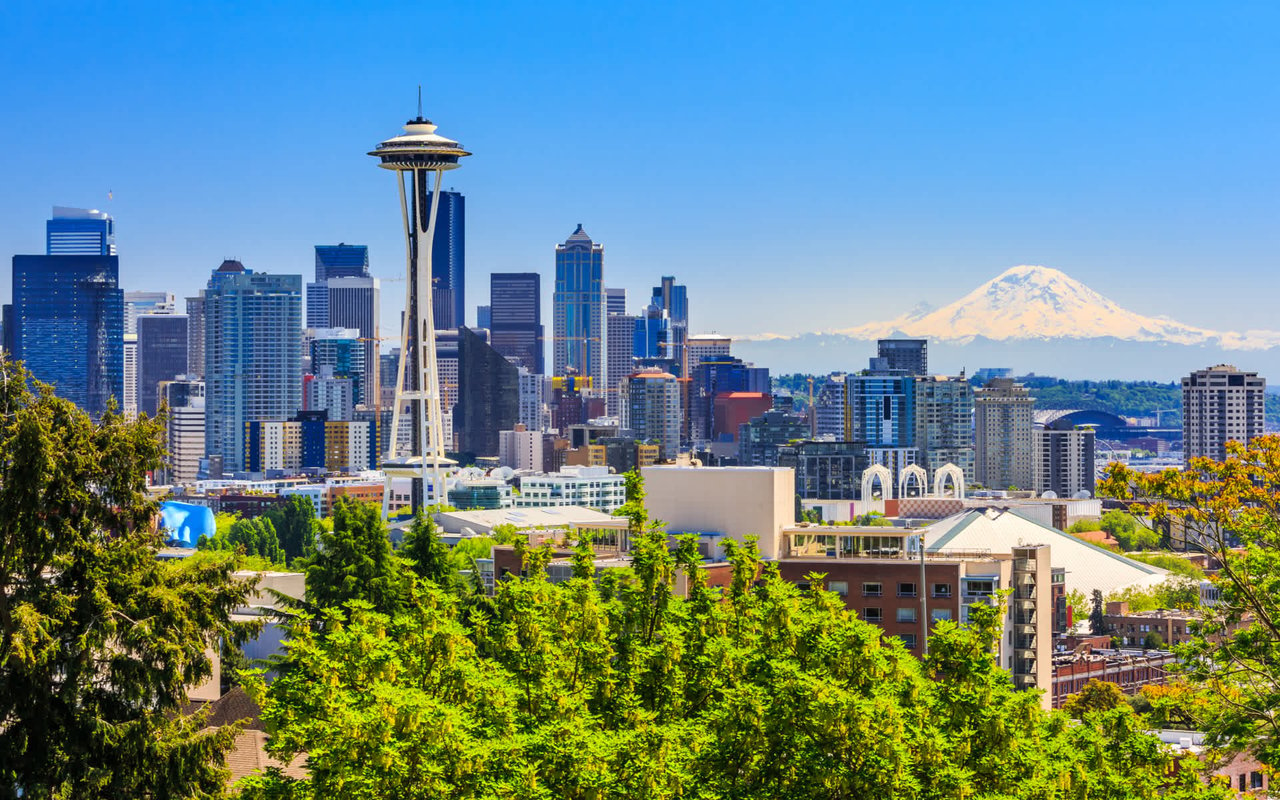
[240,518,1229,799]
[1102,435,1280,767]
[0,359,256,797]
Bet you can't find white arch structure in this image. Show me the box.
[899,464,928,498]
[933,463,965,498]
[861,464,894,500]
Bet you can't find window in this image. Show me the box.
[863,581,882,597]
[863,607,883,623]
[897,607,918,624]
[1251,772,1264,790]
[932,583,952,598]
[898,634,917,649]
[931,609,952,622]
[828,580,848,597]
[898,582,917,597]
[1239,774,1246,792]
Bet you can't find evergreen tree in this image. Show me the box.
[268,493,320,563]
[304,497,409,615]
[0,359,256,797]
[1089,588,1108,634]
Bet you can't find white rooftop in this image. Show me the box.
[435,506,621,534]
[923,508,1169,598]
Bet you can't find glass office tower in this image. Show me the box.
[489,272,543,374]
[430,191,465,330]
[553,225,605,390]
[46,206,115,256]
[11,254,123,416]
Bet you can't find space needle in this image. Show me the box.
[370,98,471,515]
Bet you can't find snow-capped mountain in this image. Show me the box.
[733,265,1280,380]
[832,265,1280,350]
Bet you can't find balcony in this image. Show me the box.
[1015,623,1036,636]
[1015,598,1036,612]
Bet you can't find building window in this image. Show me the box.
[1251,772,1264,790]
[898,582,917,598]
[898,634,917,649]
[863,607,883,623]
[931,609,952,622]
[828,580,849,597]
[897,607,918,624]
[932,583,952,598]
[863,581,882,597]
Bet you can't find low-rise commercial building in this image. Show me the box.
[515,466,626,512]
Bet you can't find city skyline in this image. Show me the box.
[1,2,1277,357]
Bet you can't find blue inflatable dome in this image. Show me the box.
[159,501,216,548]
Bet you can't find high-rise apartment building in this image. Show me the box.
[489,272,544,373]
[429,191,465,330]
[877,339,928,376]
[123,334,138,418]
[185,292,205,379]
[621,370,681,461]
[814,373,848,438]
[847,371,915,448]
[204,260,302,473]
[158,378,204,485]
[46,206,115,255]
[11,252,123,417]
[553,225,605,391]
[517,367,549,432]
[498,424,543,472]
[1182,364,1266,464]
[974,378,1035,490]
[605,313,638,419]
[914,375,975,486]
[1035,425,1096,498]
[136,313,189,417]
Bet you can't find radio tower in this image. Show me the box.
[370,97,471,515]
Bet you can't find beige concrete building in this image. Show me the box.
[1182,364,1265,465]
[642,465,794,559]
[974,378,1035,490]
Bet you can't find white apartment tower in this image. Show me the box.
[1182,364,1266,465]
[974,378,1035,490]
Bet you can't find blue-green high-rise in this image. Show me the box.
[204,260,302,473]
[553,225,605,389]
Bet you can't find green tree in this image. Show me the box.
[267,493,320,564]
[242,525,1230,798]
[304,497,409,615]
[1143,631,1166,650]
[400,508,457,590]
[1102,510,1161,550]
[1102,435,1280,767]
[0,361,256,797]
[1064,587,1089,627]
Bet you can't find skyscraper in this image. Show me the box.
[652,276,688,372]
[621,370,681,460]
[185,292,206,379]
[489,272,544,373]
[203,260,303,473]
[1035,424,1096,498]
[877,338,928,376]
[974,378,1035,490]
[913,375,975,486]
[1182,364,1266,465]
[553,225,605,390]
[158,378,204,485]
[430,191,465,330]
[124,291,175,335]
[606,287,627,316]
[308,327,366,407]
[136,313,189,417]
[454,326,519,457]
[46,206,115,255]
[605,312,638,418]
[12,252,123,417]
[306,245,378,399]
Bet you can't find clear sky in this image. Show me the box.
[1,1,1276,345]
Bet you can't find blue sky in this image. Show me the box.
[1,1,1276,344]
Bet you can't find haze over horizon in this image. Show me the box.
[1,2,1277,369]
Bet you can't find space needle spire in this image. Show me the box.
[369,100,471,515]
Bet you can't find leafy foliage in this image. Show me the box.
[266,493,320,564]
[1101,435,1280,766]
[241,523,1228,798]
[0,359,256,797]
[303,497,410,616]
[1062,679,1127,718]
[199,515,285,564]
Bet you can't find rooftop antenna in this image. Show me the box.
[417,85,422,118]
